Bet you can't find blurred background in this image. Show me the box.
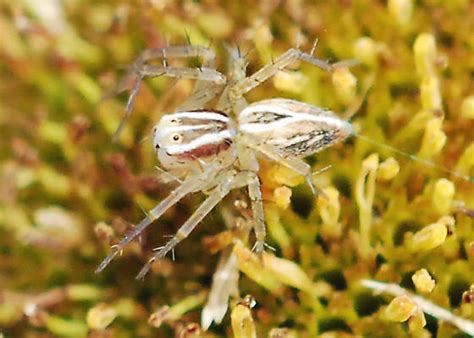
[0,0,473,337]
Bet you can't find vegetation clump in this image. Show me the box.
[0,1,473,336]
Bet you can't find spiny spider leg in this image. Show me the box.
[95,163,221,274]
[139,65,226,84]
[217,46,249,113]
[113,65,225,140]
[239,134,320,196]
[136,170,256,280]
[115,45,218,96]
[140,45,219,92]
[114,45,216,92]
[233,136,265,250]
[229,48,332,102]
[138,45,217,68]
[155,165,182,184]
[176,83,225,111]
[224,44,248,82]
[112,75,143,141]
[113,45,225,140]
[246,173,265,254]
[228,47,355,105]
[172,44,226,111]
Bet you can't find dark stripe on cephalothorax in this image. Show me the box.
[189,108,229,117]
[176,138,233,160]
[169,110,230,133]
[181,121,229,133]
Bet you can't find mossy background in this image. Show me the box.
[0,1,473,337]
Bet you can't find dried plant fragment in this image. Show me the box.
[201,247,239,330]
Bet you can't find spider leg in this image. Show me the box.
[172,44,225,111]
[138,45,217,69]
[246,172,266,255]
[113,45,225,140]
[112,65,225,140]
[233,139,266,252]
[115,45,218,96]
[228,47,357,107]
[224,44,248,83]
[239,134,322,196]
[139,65,226,84]
[136,170,255,280]
[216,46,249,114]
[112,74,143,141]
[155,165,182,184]
[175,83,225,111]
[95,163,220,273]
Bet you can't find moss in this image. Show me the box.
[1,0,473,337]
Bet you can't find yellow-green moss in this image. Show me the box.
[0,1,472,337]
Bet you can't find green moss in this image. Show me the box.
[1,0,473,337]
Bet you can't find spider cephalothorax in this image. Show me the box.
[96,44,354,279]
[152,110,237,174]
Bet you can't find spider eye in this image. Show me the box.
[172,134,182,142]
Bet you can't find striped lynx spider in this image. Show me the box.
[96,44,357,279]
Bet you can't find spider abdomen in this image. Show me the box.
[153,110,237,172]
[238,98,353,157]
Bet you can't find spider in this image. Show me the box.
[96,43,359,280]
